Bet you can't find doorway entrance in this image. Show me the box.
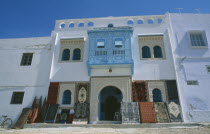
[98,86,123,121]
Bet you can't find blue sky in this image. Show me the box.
[0,0,210,39]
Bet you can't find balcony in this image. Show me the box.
[88,49,133,65]
[87,26,133,75]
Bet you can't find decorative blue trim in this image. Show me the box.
[87,27,134,75]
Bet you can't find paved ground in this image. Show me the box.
[1,125,210,134]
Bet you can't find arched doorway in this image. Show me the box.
[98,86,123,121]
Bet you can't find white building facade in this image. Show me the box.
[0,13,210,124]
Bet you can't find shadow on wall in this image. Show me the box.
[156,30,175,79]
[34,45,52,98]
[175,32,208,57]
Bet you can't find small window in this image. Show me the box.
[148,19,154,24]
[115,38,123,47]
[88,22,94,27]
[158,19,162,24]
[62,90,71,104]
[78,22,84,27]
[108,24,114,27]
[73,48,81,60]
[206,66,210,73]
[127,20,134,25]
[60,23,65,28]
[190,32,206,46]
[97,39,105,48]
[154,46,163,58]
[142,46,151,58]
[187,80,199,85]
[69,23,74,28]
[62,49,70,61]
[21,53,33,66]
[11,92,24,104]
[137,20,144,24]
[152,89,162,102]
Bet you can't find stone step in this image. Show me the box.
[96,121,122,124]
[24,123,204,129]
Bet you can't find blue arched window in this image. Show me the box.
[69,23,74,28]
[62,90,71,104]
[78,22,84,27]
[142,46,151,58]
[137,20,144,24]
[88,22,94,27]
[158,19,162,24]
[153,46,163,58]
[73,48,81,60]
[127,20,134,25]
[60,23,65,28]
[152,88,162,102]
[62,49,70,61]
[148,19,154,24]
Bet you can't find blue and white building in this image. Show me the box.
[0,13,210,124]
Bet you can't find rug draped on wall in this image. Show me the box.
[166,80,182,122]
[121,102,140,124]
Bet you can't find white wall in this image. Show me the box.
[1,13,210,123]
[51,15,175,81]
[0,37,52,123]
[50,32,90,82]
[168,13,210,122]
[132,19,176,80]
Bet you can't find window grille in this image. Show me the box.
[113,50,125,55]
[21,53,33,66]
[190,33,206,46]
[187,80,199,85]
[95,51,107,56]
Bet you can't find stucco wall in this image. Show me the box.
[168,13,210,122]
[1,14,210,124]
[51,15,175,81]
[50,32,90,82]
[0,37,52,122]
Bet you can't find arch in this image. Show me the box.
[158,19,162,24]
[142,46,151,58]
[148,19,154,24]
[153,45,163,58]
[60,23,65,28]
[127,20,134,25]
[78,22,84,27]
[62,90,71,104]
[152,88,162,102]
[62,49,70,61]
[108,24,114,27]
[69,23,74,28]
[88,22,94,27]
[73,48,81,60]
[137,20,144,24]
[98,86,123,121]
